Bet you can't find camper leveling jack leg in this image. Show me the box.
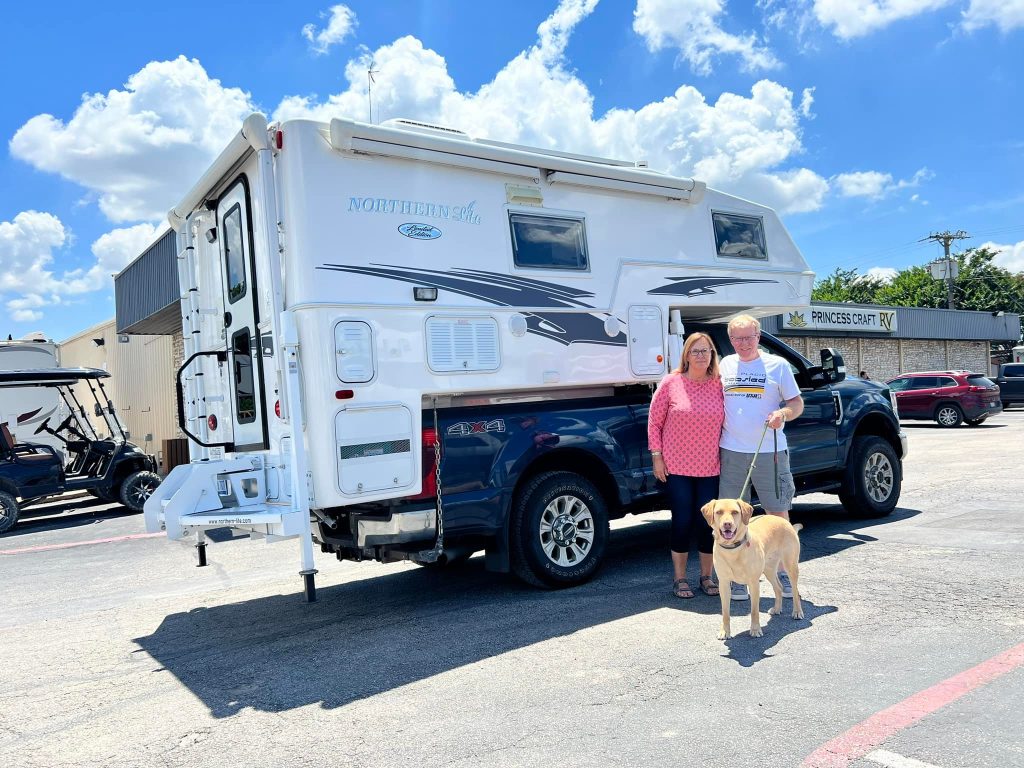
[196,531,208,567]
[301,569,318,602]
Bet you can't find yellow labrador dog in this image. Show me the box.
[701,499,804,639]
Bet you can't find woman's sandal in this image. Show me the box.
[672,578,695,599]
[699,576,720,596]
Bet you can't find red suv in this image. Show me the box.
[885,371,1002,427]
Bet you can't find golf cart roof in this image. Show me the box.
[0,367,111,387]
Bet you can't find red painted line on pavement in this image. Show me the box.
[0,531,165,555]
[802,642,1024,767]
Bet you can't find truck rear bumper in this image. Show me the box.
[357,508,436,547]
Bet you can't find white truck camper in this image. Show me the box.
[0,338,66,457]
[144,113,815,601]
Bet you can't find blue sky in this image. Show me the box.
[2,0,1023,341]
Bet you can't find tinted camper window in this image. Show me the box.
[223,205,246,303]
[509,213,589,270]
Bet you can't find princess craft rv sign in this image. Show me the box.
[783,307,897,333]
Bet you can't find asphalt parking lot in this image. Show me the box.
[2,411,1023,768]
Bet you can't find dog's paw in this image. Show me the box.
[750,626,763,638]
[769,606,782,616]
[718,629,731,640]
[792,605,804,620]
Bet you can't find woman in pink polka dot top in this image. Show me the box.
[647,332,725,599]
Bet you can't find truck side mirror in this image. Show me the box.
[819,347,846,384]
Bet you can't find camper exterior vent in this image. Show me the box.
[382,118,469,139]
[426,316,500,372]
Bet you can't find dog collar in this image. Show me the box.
[718,532,749,550]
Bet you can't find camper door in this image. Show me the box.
[217,178,268,452]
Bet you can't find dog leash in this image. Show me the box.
[737,419,780,501]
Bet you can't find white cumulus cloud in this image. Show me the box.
[981,240,1024,273]
[10,56,256,223]
[633,0,780,74]
[303,4,358,54]
[961,0,1024,33]
[811,0,954,39]
[275,2,827,215]
[833,167,932,199]
[0,212,162,322]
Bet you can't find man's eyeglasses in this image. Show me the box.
[729,334,758,343]
[689,348,712,357]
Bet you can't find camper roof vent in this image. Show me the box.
[382,118,469,139]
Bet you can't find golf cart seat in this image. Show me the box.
[0,422,58,462]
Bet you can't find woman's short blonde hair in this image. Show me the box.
[676,332,719,378]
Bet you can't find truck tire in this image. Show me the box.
[119,470,161,513]
[0,491,20,535]
[510,471,609,589]
[839,436,901,518]
[934,404,963,427]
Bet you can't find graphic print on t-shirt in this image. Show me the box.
[724,370,766,397]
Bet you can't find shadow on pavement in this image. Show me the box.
[5,495,136,537]
[135,500,915,715]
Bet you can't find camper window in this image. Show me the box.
[223,205,247,303]
[231,329,257,423]
[509,213,589,271]
[712,212,767,261]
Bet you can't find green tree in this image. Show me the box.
[813,248,1024,316]
[811,268,885,304]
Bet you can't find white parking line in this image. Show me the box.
[865,749,942,768]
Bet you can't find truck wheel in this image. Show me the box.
[119,471,161,513]
[934,404,963,427]
[0,491,20,535]
[511,471,609,589]
[839,436,901,518]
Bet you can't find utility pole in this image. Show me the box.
[922,230,968,309]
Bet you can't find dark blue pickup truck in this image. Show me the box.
[314,327,907,588]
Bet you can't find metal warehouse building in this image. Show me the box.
[762,303,1021,382]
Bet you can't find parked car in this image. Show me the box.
[0,367,161,534]
[885,370,1002,427]
[994,362,1024,409]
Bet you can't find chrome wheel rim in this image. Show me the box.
[863,451,894,503]
[937,407,959,426]
[127,477,158,507]
[538,494,595,567]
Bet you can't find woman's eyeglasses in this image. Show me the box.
[689,349,712,357]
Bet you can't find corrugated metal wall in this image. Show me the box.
[114,229,180,335]
[59,320,179,468]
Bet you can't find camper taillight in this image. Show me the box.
[409,427,439,500]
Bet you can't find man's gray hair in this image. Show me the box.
[727,314,761,334]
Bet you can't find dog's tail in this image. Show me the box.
[792,523,803,534]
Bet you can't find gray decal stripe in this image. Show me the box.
[317,263,627,347]
[339,440,411,461]
[647,277,775,296]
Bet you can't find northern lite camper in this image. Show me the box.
[146,114,903,600]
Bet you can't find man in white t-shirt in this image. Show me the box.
[718,314,804,601]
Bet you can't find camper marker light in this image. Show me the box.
[657,354,664,363]
[275,130,283,149]
[335,389,355,400]
[413,287,438,301]
[208,414,218,431]
[274,400,281,418]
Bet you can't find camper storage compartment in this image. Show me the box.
[335,404,416,495]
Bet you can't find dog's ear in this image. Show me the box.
[701,500,717,526]
[738,499,754,524]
